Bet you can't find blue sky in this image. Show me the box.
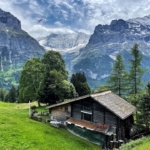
[1,0,150,38]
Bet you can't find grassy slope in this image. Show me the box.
[120,136,150,150]
[0,102,101,150]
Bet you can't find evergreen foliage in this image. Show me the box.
[107,53,127,96]
[0,88,7,101]
[5,85,17,103]
[128,43,145,95]
[136,82,150,131]
[70,72,91,96]
[38,70,76,104]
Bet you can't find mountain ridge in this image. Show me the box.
[0,8,45,90]
[73,16,150,88]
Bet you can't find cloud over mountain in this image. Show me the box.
[1,0,150,37]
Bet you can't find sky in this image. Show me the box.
[1,0,150,38]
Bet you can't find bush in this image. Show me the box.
[31,105,37,110]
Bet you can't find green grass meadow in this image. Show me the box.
[120,136,150,150]
[0,102,101,150]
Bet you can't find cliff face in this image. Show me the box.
[37,32,90,73]
[72,17,150,89]
[0,8,45,90]
[0,8,21,30]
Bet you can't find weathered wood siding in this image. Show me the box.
[105,109,117,126]
[71,99,118,126]
[72,101,81,119]
[93,101,104,123]
[51,104,71,121]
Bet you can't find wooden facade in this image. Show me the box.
[50,104,71,121]
[46,91,136,148]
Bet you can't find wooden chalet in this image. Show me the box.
[46,91,136,149]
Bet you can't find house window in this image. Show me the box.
[81,101,92,121]
[82,113,92,122]
[83,101,92,111]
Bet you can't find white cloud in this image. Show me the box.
[54,21,63,26]
[29,25,75,38]
[0,0,150,38]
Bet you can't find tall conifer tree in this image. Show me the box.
[108,53,127,97]
[128,43,144,95]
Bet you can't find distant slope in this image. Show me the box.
[0,8,45,90]
[37,32,90,73]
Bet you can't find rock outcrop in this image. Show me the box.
[72,17,150,89]
[0,8,45,90]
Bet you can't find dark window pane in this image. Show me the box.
[82,113,91,122]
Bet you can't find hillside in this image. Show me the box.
[0,101,101,150]
[120,136,150,150]
[0,8,45,90]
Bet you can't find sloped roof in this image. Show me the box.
[46,91,136,120]
[90,91,136,119]
[46,94,89,109]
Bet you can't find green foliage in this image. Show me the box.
[128,43,145,95]
[95,85,111,93]
[18,58,44,103]
[120,136,150,150]
[5,85,17,103]
[38,70,76,104]
[71,72,91,96]
[19,51,75,104]
[108,53,127,97]
[38,70,65,104]
[62,80,76,99]
[42,51,68,79]
[135,82,150,131]
[0,69,21,91]
[0,88,7,101]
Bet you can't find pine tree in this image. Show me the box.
[70,72,91,96]
[136,82,150,131]
[107,53,127,97]
[5,85,17,103]
[128,43,145,95]
[0,88,7,101]
[9,85,17,103]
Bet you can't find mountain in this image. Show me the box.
[0,8,45,90]
[72,17,150,89]
[37,32,90,73]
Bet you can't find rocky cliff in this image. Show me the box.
[0,8,45,90]
[72,17,150,89]
[37,32,90,73]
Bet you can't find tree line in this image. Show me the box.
[0,51,91,104]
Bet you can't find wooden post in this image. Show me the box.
[29,101,31,118]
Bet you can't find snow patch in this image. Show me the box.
[87,69,98,79]
[109,51,119,60]
[100,74,109,79]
